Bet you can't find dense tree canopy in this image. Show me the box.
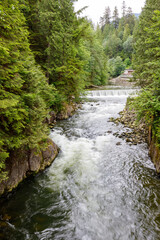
[3,0,159,183]
[133,0,160,143]
[0,0,109,180]
[100,1,137,78]
[0,0,55,180]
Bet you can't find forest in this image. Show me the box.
[0,0,160,182]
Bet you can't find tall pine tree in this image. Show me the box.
[133,0,160,86]
[112,6,119,29]
[0,0,54,180]
[133,1,160,143]
[23,0,88,102]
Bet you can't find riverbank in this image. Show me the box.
[0,139,59,196]
[0,102,79,197]
[112,97,160,173]
[109,76,160,173]
[109,75,135,87]
[1,85,158,239]
[110,99,148,145]
[47,102,80,127]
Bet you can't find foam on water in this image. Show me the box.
[1,87,159,240]
[87,89,137,98]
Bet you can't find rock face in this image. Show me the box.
[56,104,76,120]
[112,102,160,173]
[110,105,148,145]
[46,102,79,125]
[0,139,59,196]
[0,102,79,197]
[148,127,160,173]
[109,76,135,87]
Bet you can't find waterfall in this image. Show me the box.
[87,89,137,98]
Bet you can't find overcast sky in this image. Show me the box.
[74,0,146,24]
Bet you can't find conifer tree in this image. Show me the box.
[82,25,108,86]
[133,9,160,143]
[122,1,126,17]
[123,24,130,41]
[24,0,88,102]
[104,7,111,25]
[0,0,54,180]
[125,7,136,34]
[100,6,111,31]
[100,16,105,30]
[112,6,119,29]
[99,3,136,78]
[133,0,160,86]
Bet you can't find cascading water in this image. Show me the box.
[1,87,160,240]
[87,89,136,97]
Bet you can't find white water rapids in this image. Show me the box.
[1,87,160,240]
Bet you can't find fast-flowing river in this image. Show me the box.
[1,87,160,240]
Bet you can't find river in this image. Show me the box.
[1,86,160,240]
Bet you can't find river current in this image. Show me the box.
[1,87,160,240]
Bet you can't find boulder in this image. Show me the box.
[0,138,59,196]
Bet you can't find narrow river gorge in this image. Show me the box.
[1,87,160,240]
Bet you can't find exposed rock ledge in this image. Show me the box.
[110,106,148,145]
[0,102,79,197]
[112,101,160,173]
[0,139,59,196]
[148,127,160,173]
[46,102,79,126]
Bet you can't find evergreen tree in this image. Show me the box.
[104,33,122,58]
[112,6,119,29]
[104,6,111,25]
[126,7,133,16]
[100,16,105,30]
[123,35,133,59]
[123,24,130,41]
[122,1,126,17]
[125,7,136,34]
[24,0,89,102]
[100,6,111,31]
[80,24,108,86]
[133,0,160,143]
[117,18,125,39]
[108,56,125,77]
[0,0,54,180]
[99,3,137,79]
[133,0,160,86]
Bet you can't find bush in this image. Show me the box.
[108,56,125,77]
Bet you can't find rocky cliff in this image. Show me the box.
[0,102,80,196]
[0,139,59,196]
[112,103,160,173]
[148,127,160,173]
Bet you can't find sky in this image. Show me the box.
[74,0,146,24]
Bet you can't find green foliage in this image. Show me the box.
[133,0,160,86]
[0,0,110,182]
[123,36,133,59]
[104,33,123,58]
[123,24,130,41]
[23,0,89,101]
[108,56,125,77]
[100,3,137,78]
[0,140,8,182]
[112,6,119,29]
[133,5,160,144]
[133,86,160,143]
[81,25,109,86]
[124,58,131,67]
[0,0,55,180]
